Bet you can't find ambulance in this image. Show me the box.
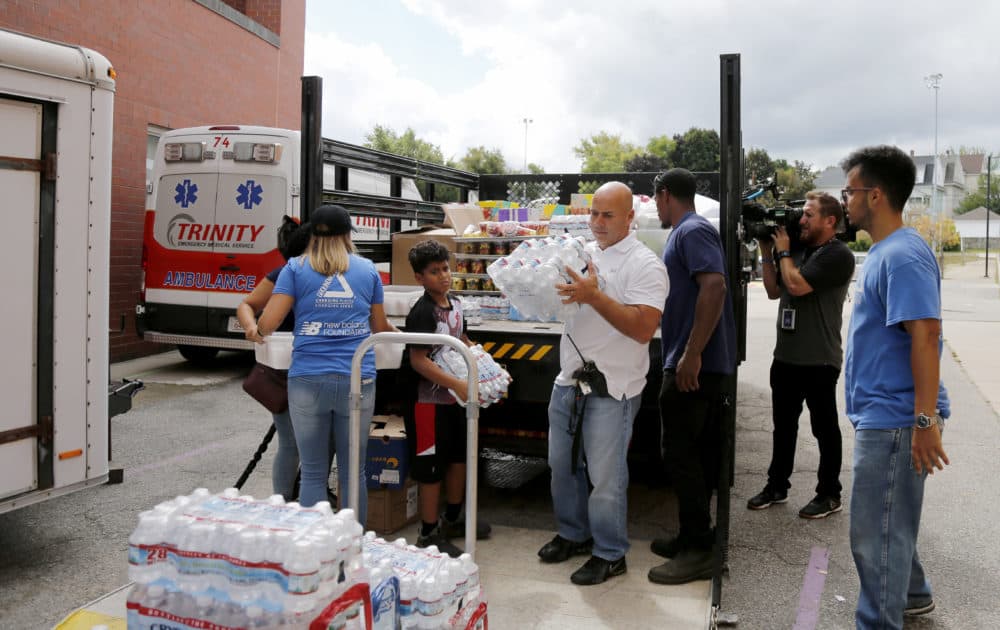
[137,126,419,363]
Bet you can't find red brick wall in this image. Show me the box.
[1,0,305,361]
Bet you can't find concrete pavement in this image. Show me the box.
[723,256,1000,629]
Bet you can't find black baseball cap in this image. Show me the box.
[310,204,356,236]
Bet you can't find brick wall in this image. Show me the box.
[1,0,305,361]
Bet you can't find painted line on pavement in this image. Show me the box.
[792,546,830,630]
[128,440,230,477]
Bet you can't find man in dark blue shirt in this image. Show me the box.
[648,168,736,585]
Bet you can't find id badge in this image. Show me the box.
[781,308,796,331]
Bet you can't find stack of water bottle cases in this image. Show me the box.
[486,234,593,322]
[127,488,487,629]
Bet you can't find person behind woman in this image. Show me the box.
[237,217,322,501]
[256,205,397,518]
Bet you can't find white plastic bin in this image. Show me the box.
[254,332,293,369]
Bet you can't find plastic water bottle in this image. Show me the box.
[416,576,444,629]
[459,553,481,603]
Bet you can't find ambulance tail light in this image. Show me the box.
[233,142,282,164]
[164,142,206,162]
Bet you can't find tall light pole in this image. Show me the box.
[522,117,533,172]
[988,154,995,278]
[924,73,943,266]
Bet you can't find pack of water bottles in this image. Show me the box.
[126,488,487,629]
[361,533,488,630]
[126,488,369,629]
[486,234,593,322]
[432,343,512,407]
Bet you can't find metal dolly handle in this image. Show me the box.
[349,332,481,559]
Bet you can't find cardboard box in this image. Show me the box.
[366,478,419,535]
[391,226,457,285]
[442,204,486,236]
[367,415,409,489]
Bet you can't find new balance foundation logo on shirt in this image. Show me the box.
[315,273,355,307]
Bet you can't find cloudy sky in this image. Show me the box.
[304,1,1000,176]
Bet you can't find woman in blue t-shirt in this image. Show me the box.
[237,217,331,501]
[257,205,397,518]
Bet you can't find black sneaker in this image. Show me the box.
[904,597,935,616]
[570,555,627,585]
[798,495,842,519]
[441,512,492,540]
[537,534,593,563]
[747,487,788,510]
[416,523,463,558]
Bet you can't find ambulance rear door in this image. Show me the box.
[209,129,297,333]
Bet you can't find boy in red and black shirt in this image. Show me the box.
[405,240,491,557]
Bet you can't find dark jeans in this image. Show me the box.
[767,359,843,498]
[659,369,727,549]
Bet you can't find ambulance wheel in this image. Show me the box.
[178,345,220,365]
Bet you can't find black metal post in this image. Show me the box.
[301,76,323,221]
[715,52,742,613]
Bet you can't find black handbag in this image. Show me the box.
[242,363,288,413]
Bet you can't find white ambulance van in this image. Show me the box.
[0,28,117,513]
[137,126,419,363]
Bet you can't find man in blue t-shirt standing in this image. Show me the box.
[841,145,950,629]
[648,168,736,585]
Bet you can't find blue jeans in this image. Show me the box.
[270,409,337,501]
[548,384,640,561]
[850,427,933,630]
[288,373,375,519]
[271,409,299,501]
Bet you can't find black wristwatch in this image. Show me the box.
[915,412,941,429]
[776,250,792,261]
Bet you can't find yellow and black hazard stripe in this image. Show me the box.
[480,341,554,361]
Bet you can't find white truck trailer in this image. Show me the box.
[0,27,136,513]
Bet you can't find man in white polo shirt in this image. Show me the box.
[536,181,669,585]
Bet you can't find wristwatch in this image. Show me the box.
[915,412,941,429]
[776,250,792,261]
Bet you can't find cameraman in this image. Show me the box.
[747,191,855,519]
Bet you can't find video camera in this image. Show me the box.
[740,180,804,244]
[740,180,859,245]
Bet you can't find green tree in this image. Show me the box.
[573,131,640,173]
[363,125,445,164]
[745,147,775,185]
[454,145,508,174]
[956,172,1000,214]
[646,135,676,162]
[624,152,670,172]
[527,162,545,174]
[668,127,720,172]
[776,160,818,201]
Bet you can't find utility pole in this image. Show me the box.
[522,118,533,172]
[925,73,943,271]
[522,117,533,203]
[988,154,994,278]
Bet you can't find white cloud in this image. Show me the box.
[306,1,1000,176]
